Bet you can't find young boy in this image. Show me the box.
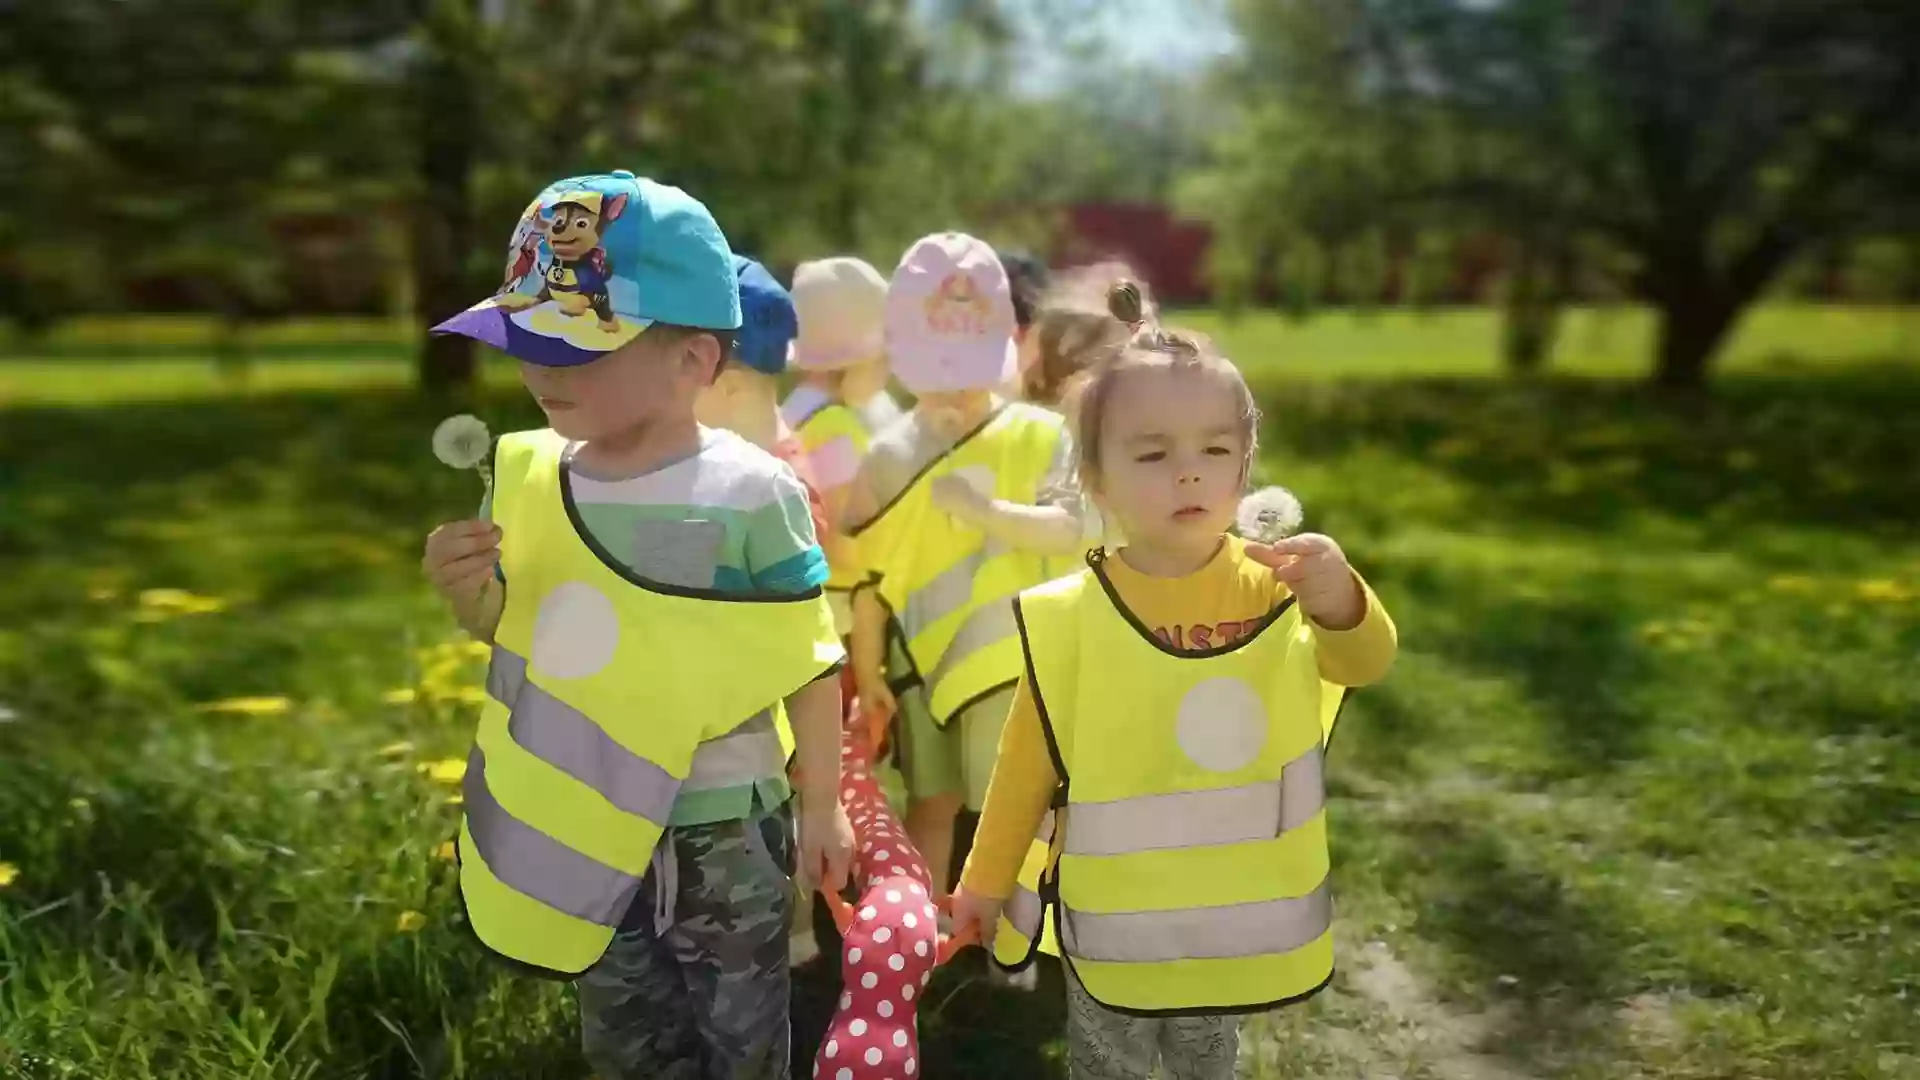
[842,232,1086,896]
[420,170,852,1080]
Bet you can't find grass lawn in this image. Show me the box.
[1,309,1915,1079]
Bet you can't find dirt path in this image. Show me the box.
[1343,941,1540,1080]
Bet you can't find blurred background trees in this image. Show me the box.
[1,0,1914,390]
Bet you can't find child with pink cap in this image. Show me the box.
[840,232,1088,902]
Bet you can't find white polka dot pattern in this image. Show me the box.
[812,720,946,1079]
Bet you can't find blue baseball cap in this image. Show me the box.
[731,255,797,376]
[431,170,742,367]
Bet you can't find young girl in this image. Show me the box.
[1017,262,1154,410]
[950,281,1398,1080]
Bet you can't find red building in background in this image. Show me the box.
[1050,202,1214,305]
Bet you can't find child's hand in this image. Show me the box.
[800,801,856,896]
[928,474,992,522]
[854,669,897,753]
[948,887,1003,953]
[1246,533,1367,631]
[423,519,501,606]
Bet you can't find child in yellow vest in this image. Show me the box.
[419,171,852,1080]
[951,280,1398,1080]
[841,232,1088,897]
[780,256,908,637]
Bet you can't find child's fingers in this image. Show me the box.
[1265,534,1329,556]
[433,548,500,585]
[1269,556,1310,584]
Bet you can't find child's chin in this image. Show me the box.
[542,411,595,440]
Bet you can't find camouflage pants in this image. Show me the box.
[1066,963,1238,1080]
[577,801,796,1080]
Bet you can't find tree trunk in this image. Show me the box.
[1501,237,1560,376]
[1652,294,1738,392]
[414,0,478,395]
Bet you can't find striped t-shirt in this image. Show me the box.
[484,426,830,825]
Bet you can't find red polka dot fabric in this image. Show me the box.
[812,724,940,1080]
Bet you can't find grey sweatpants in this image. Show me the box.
[1065,963,1239,1080]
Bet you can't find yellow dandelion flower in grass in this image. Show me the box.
[447,686,488,707]
[459,641,492,661]
[138,589,228,616]
[435,840,457,861]
[0,862,17,888]
[419,758,467,784]
[443,793,465,808]
[1856,579,1913,603]
[396,910,427,933]
[381,688,418,706]
[197,696,293,717]
[377,740,415,758]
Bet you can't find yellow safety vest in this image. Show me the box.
[461,430,843,977]
[792,398,877,636]
[993,544,1348,1014]
[848,402,1065,724]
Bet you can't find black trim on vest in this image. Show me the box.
[934,678,1017,728]
[558,456,823,603]
[1011,595,1072,798]
[844,404,1008,538]
[987,861,1058,977]
[1054,932,1336,1018]
[1323,687,1357,755]
[1086,546,1296,658]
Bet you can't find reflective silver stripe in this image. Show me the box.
[1059,883,1332,963]
[1038,809,1056,845]
[1005,884,1044,937]
[487,644,528,707]
[925,600,1016,687]
[684,711,786,791]
[1063,747,1325,857]
[507,680,681,825]
[462,747,645,926]
[901,549,986,638]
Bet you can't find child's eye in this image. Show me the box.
[1135,451,1166,463]
[1204,445,1233,457]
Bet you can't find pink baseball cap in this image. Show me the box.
[884,232,1018,394]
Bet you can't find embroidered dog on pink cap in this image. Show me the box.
[884,232,1019,395]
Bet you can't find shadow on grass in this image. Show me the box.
[795,951,1067,1080]
[1256,366,1920,538]
[1387,814,1631,1070]
[0,386,545,615]
[1439,590,1657,771]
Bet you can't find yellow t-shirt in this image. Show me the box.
[959,537,1399,900]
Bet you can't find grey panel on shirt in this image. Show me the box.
[628,517,726,589]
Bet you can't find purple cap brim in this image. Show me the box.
[430,304,642,368]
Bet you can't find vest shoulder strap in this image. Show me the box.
[1014,567,1093,781]
[496,428,567,477]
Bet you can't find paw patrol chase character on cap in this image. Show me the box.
[423,170,854,1080]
